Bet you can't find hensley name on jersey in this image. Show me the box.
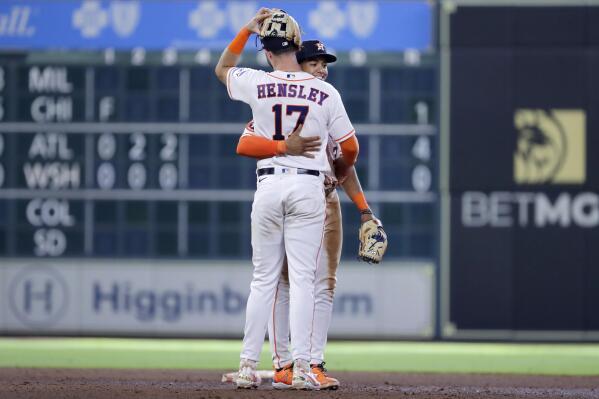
[256,82,329,106]
[227,67,342,110]
[227,67,355,173]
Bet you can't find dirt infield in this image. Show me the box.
[1,368,598,399]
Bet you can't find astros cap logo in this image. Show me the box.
[513,109,586,184]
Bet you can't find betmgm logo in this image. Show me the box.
[514,109,585,184]
[462,108,598,228]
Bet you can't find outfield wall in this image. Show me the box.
[0,260,434,339]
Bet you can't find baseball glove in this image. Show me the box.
[259,9,301,47]
[358,219,388,264]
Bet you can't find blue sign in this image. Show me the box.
[0,1,432,51]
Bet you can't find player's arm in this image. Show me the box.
[237,135,287,159]
[237,123,321,159]
[333,135,359,183]
[339,165,378,223]
[328,87,359,179]
[339,135,359,166]
[214,8,272,84]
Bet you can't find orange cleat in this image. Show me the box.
[311,362,339,390]
[272,363,293,390]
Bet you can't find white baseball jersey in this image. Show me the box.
[228,68,354,174]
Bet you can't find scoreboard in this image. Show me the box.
[0,0,440,340]
[0,54,438,260]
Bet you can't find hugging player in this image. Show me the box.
[235,40,388,390]
[215,8,361,390]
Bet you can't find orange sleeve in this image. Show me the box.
[339,135,359,166]
[237,135,287,159]
[228,28,251,55]
[351,192,370,211]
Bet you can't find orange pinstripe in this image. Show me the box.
[334,129,355,143]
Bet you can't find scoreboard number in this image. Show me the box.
[97,133,116,160]
[412,136,431,161]
[159,163,177,190]
[160,133,177,161]
[97,162,116,189]
[128,162,146,189]
[412,164,432,193]
[414,101,429,125]
[129,132,146,160]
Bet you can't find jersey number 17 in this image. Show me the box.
[272,104,309,141]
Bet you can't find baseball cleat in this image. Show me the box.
[236,359,259,389]
[222,370,274,384]
[272,363,293,389]
[291,359,321,390]
[311,362,339,390]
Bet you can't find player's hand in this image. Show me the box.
[324,175,338,196]
[285,123,321,158]
[245,8,272,34]
[360,210,376,224]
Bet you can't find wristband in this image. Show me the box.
[351,192,369,212]
[228,28,251,55]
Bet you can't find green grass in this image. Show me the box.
[0,338,598,376]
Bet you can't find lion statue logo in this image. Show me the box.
[514,109,567,184]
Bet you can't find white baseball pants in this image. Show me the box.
[240,171,326,363]
[268,190,342,368]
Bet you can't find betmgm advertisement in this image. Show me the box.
[444,5,599,339]
[463,109,592,229]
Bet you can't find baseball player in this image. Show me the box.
[214,9,360,390]
[236,40,385,390]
